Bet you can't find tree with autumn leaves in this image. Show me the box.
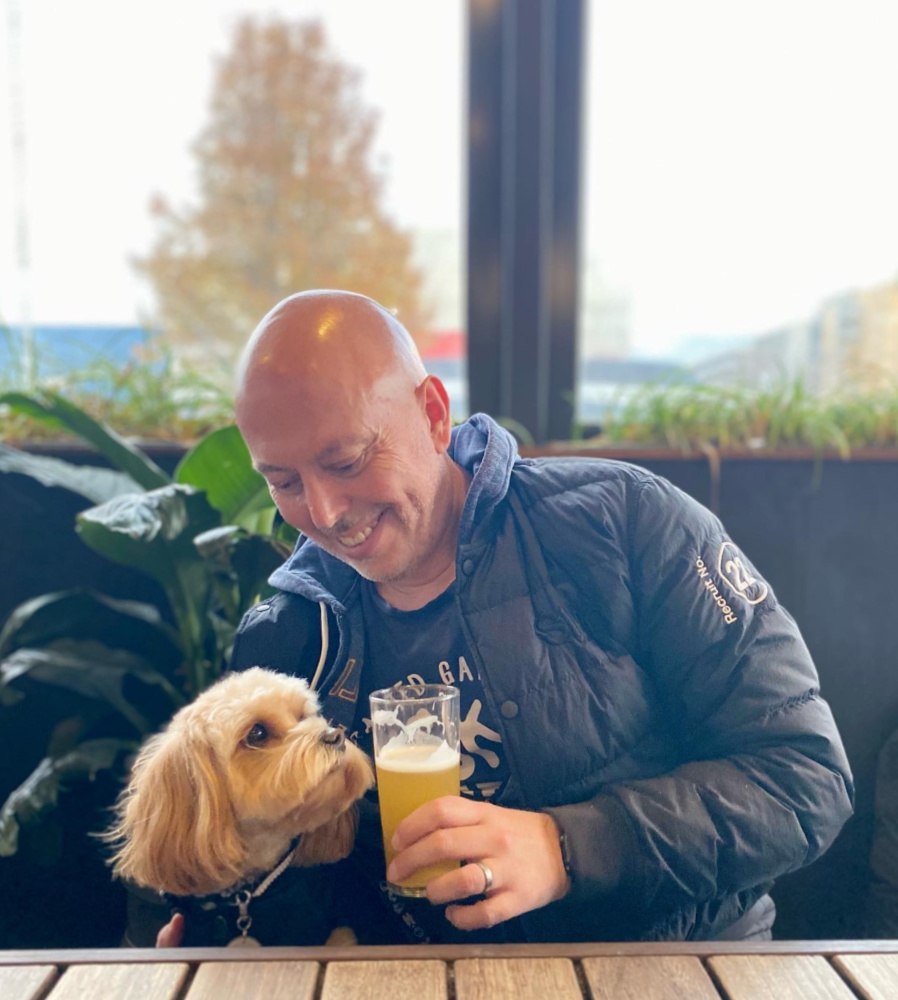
[136,17,429,360]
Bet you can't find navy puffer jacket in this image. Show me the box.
[231,413,853,941]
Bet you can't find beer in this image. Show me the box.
[376,742,461,894]
[370,684,461,896]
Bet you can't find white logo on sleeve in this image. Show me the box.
[717,542,768,605]
[695,558,738,624]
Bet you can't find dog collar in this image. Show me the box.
[164,834,303,947]
[226,834,303,946]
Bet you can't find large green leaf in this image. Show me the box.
[195,526,289,614]
[76,484,222,693]
[193,524,243,558]
[0,590,182,673]
[0,639,183,731]
[0,443,142,503]
[0,390,170,490]
[76,484,221,587]
[176,425,274,529]
[230,533,291,608]
[0,739,136,857]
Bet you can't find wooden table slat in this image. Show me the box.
[321,960,446,1000]
[45,963,190,1000]
[455,958,582,1000]
[187,960,318,1000]
[0,965,58,1000]
[583,956,722,1000]
[833,954,898,1000]
[708,954,856,1000]
[6,940,898,964]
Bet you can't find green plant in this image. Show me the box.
[596,378,898,454]
[0,391,295,858]
[0,341,235,444]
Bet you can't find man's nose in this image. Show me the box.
[303,477,349,531]
[320,727,345,750]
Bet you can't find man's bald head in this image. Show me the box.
[234,290,465,606]
[236,290,426,406]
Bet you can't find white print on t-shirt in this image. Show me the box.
[463,780,503,800]
[459,699,500,779]
[438,656,476,685]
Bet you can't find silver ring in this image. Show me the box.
[471,859,494,895]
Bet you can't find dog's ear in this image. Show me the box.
[106,727,246,896]
[296,805,359,866]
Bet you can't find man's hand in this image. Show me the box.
[386,798,571,930]
[155,912,185,948]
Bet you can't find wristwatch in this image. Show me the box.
[557,827,574,884]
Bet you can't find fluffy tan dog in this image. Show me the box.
[106,667,373,899]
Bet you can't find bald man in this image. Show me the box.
[157,290,851,946]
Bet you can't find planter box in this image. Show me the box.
[2,442,897,943]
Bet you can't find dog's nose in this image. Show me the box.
[320,727,345,750]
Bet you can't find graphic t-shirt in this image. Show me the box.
[346,580,514,944]
[353,580,509,802]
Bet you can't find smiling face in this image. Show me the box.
[242,370,451,585]
[236,292,468,604]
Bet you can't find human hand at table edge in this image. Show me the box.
[387,798,571,930]
[155,912,184,948]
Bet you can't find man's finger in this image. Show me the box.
[445,893,516,931]
[155,913,185,948]
[388,826,493,885]
[392,796,491,851]
[426,860,496,905]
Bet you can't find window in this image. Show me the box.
[0,0,466,415]
[579,0,898,421]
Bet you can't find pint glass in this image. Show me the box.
[369,684,461,896]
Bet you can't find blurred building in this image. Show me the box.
[839,281,898,392]
[688,278,898,394]
[577,357,690,424]
[689,322,813,388]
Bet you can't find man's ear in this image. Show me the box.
[418,375,453,452]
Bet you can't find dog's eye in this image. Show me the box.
[244,722,270,747]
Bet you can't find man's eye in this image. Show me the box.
[331,456,363,475]
[245,722,270,747]
[270,478,300,493]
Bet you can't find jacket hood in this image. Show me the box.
[268,413,519,606]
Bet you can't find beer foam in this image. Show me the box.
[371,709,438,738]
[377,738,459,772]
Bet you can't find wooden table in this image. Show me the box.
[3,940,898,1000]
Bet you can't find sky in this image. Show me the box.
[1,0,897,359]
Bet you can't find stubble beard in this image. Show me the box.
[316,460,461,590]
[315,493,434,586]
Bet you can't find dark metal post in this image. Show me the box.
[466,0,505,427]
[466,0,585,443]
[546,0,585,441]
